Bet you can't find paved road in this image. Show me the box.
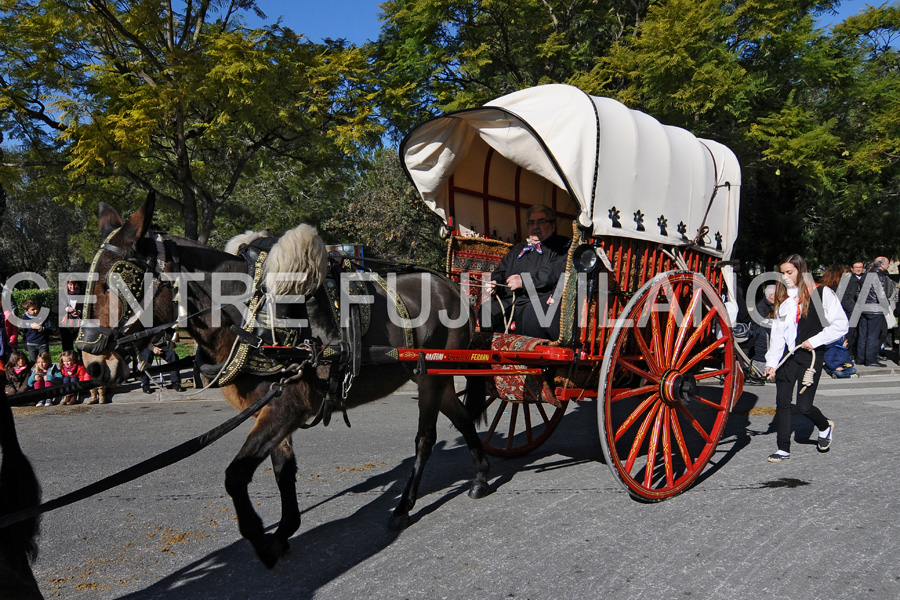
[10,364,900,599]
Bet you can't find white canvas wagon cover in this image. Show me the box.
[400,84,741,259]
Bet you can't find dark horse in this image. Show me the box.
[78,194,490,568]
[0,390,44,599]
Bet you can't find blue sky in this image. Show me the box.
[249,0,384,44]
[247,0,879,46]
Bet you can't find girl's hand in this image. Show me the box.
[800,340,814,351]
[764,366,776,381]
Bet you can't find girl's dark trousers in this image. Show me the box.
[774,349,830,453]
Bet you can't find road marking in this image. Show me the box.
[817,386,900,396]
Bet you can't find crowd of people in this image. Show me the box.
[742,255,897,463]
[746,255,898,380]
[0,280,186,407]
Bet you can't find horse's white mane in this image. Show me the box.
[224,226,328,297]
[224,230,268,256]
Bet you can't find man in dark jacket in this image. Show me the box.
[487,204,570,340]
[857,257,893,367]
[841,259,865,359]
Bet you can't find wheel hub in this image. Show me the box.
[659,369,697,405]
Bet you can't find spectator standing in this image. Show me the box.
[857,257,893,367]
[20,299,53,363]
[3,307,18,353]
[59,280,84,352]
[842,260,865,360]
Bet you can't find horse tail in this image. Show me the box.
[463,375,488,425]
[264,224,328,297]
[0,396,42,565]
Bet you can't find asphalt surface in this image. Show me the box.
[9,362,900,599]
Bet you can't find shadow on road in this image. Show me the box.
[114,441,490,599]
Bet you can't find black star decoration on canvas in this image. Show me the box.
[715,232,723,252]
[633,210,645,232]
[609,206,622,228]
[657,215,668,236]
[677,221,688,241]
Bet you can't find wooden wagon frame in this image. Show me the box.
[394,84,745,501]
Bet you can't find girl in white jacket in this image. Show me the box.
[764,254,848,463]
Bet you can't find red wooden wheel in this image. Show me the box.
[598,271,742,501]
[477,393,568,457]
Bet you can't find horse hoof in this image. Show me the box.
[468,482,491,499]
[388,513,411,531]
[255,534,290,569]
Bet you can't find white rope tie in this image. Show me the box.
[772,346,817,393]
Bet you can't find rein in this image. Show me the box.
[0,366,306,530]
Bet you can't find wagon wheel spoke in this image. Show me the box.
[614,393,660,443]
[483,397,507,447]
[662,406,675,488]
[643,406,665,489]
[476,387,568,458]
[673,308,718,369]
[625,402,661,473]
[662,283,684,366]
[694,368,730,381]
[672,400,713,443]
[669,407,695,469]
[633,327,661,377]
[670,288,703,367]
[678,336,728,373]
[610,383,657,403]
[650,306,664,365]
[615,356,658,384]
[692,394,727,411]
[504,403,520,451]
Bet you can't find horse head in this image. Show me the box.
[78,193,171,383]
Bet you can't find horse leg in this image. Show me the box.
[224,408,297,568]
[269,435,301,549]
[389,376,442,531]
[438,379,491,499]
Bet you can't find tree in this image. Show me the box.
[374,0,652,141]
[582,0,900,268]
[0,0,383,243]
[321,149,446,269]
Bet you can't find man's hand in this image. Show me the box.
[765,366,775,381]
[506,274,523,291]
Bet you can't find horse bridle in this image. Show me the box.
[75,228,179,355]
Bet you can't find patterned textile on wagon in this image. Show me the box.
[470,331,560,407]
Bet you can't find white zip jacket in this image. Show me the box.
[765,286,849,369]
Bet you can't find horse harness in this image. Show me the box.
[221,239,416,428]
[76,228,187,357]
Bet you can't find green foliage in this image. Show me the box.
[321,149,446,269]
[374,0,651,141]
[0,1,383,243]
[9,287,57,312]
